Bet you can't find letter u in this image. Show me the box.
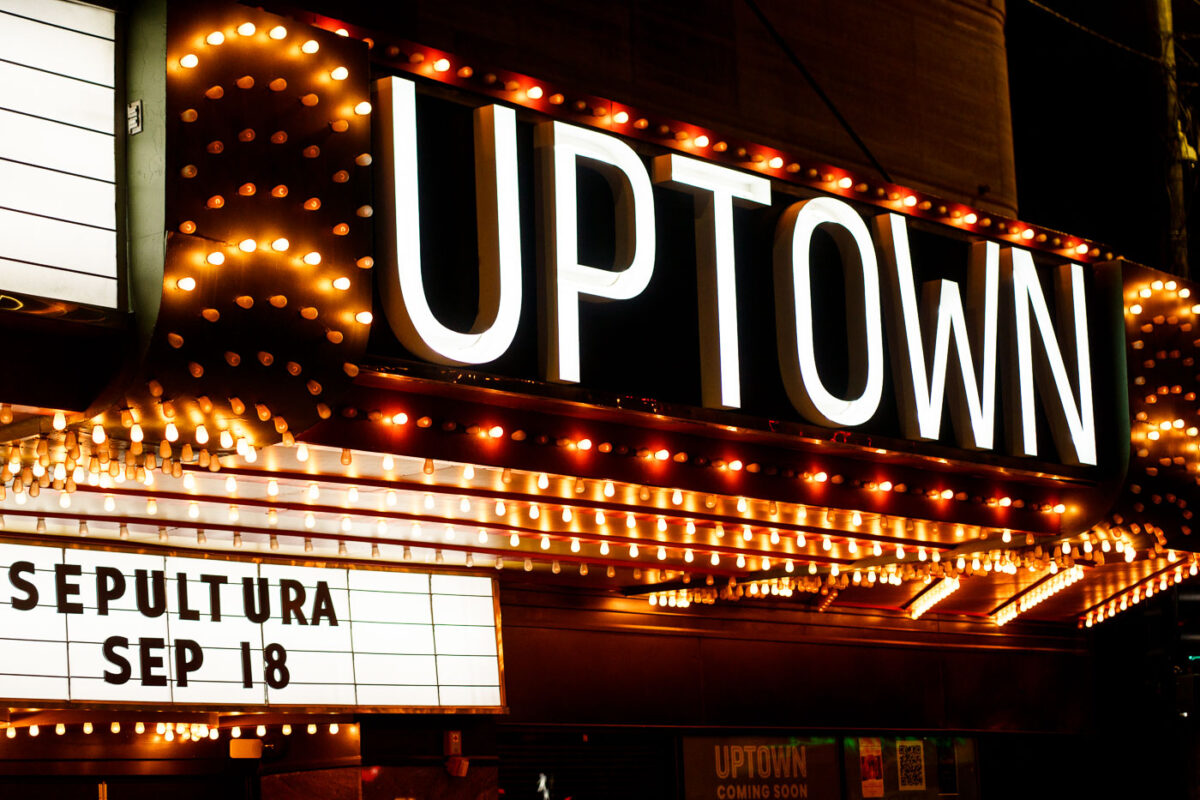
[134,569,166,617]
[242,577,271,623]
[375,76,522,365]
[715,746,731,779]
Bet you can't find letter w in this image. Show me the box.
[874,214,998,450]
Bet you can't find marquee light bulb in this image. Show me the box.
[269,25,287,39]
[29,725,38,737]
[509,532,520,547]
[303,251,321,265]
[355,101,372,115]
[165,422,178,442]
[433,58,450,72]
[237,22,255,35]
[271,237,290,252]
[355,311,373,324]
[92,424,106,444]
[331,66,349,80]
[206,251,225,266]
[333,277,351,290]
[180,53,199,68]
[302,39,319,53]
[195,425,209,445]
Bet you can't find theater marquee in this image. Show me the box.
[0,542,503,709]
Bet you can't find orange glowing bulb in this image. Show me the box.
[180,54,199,68]
[330,66,349,80]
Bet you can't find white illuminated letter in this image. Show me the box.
[874,214,999,449]
[535,121,656,383]
[651,154,771,408]
[375,76,522,365]
[1003,248,1096,466]
[773,197,883,427]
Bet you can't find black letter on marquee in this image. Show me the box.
[176,573,199,621]
[102,636,131,684]
[54,563,83,614]
[200,574,227,620]
[96,567,125,615]
[310,581,338,626]
[242,577,270,623]
[280,579,307,625]
[139,637,167,686]
[174,639,204,686]
[134,570,166,618]
[9,561,37,610]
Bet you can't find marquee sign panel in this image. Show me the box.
[0,542,503,709]
[0,0,119,308]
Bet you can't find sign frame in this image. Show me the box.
[0,534,507,715]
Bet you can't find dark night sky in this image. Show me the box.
[1005,0,1198,274]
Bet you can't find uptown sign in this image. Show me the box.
[375,77,1098,467]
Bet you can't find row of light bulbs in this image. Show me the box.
[352,31,1106,262]
[1082,555,1200,628]
[2,720,350,740]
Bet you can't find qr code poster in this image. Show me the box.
[897,739,927,791]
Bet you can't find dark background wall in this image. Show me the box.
[305,0,1017,216]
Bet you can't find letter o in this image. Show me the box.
[773,197,883,427]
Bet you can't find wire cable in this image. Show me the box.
[742,0,892,182]
[1022,0,1162,63]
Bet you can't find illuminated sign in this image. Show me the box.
[375,76,1099,467]
[0,0,119,308]
[0,542,503,709]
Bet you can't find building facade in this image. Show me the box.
[0,1,1193,798]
